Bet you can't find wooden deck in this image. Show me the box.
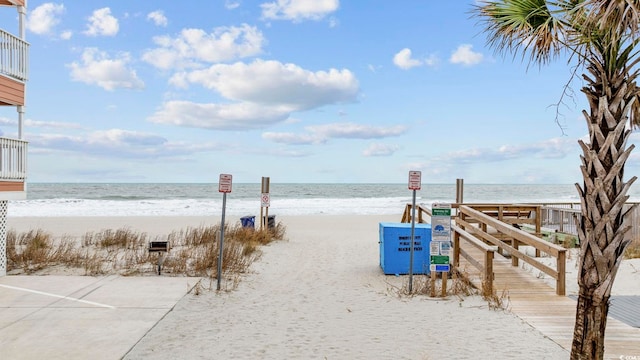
[458,242,640,358]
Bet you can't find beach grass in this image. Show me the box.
[625,236,640,259]
[6,222,286,280]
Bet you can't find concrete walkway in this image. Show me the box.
[0,275,198,360]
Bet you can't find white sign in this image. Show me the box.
[431,203,452,241]
[261,193,270,207]
[218,174,232,193]
[408,170,421,190]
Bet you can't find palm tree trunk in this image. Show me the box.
[572,290,609,359]
[570,61,637,360]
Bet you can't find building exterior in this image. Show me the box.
[0,0,28,276]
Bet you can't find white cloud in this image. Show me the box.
[29,129,222,159]
[363,143,400,157]
[142,24,265,70]
[84,7,119,37]
[263,123,407,145]
[438,137,576,165]
[450,44,483,66]
[147,10,168,27]
[68,48,144,91]
[24,119,84,130]
[60,30,73,40]
[307,122,406,139]
[0,117,15,126]
[26,3,64,35]
[171,59,359,111]
[393,48,439,70]
[262,132,325,145]
[261,0,339,22]
[393,48,422,70]
[225,0,241,9]
[151,58,358,131]
[424,54,440,67]
[148,100,290,130]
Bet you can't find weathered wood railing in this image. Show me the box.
[0,28,29,81]
[464,204,541,235]
[540,204,580,236]
[401,203,431,223]
[457,205,566,295]
[401,203,496,292]
[451,223,496,291]
[0,137,27,180]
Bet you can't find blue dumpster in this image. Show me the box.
[240,216,255,229]
[379,222,431,275]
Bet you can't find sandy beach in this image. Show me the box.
[4,214,583,359]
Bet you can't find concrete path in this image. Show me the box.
[0,275,198,360]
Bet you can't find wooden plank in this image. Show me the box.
[0,75,25,106]
[457,239,640,358]
[461,205,564,256]
[0,181,24,191]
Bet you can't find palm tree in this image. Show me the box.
[474,1,639,359]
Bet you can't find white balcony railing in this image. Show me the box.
[0,28,28,82]
[0,137,27,180]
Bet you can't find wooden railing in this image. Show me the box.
[401,203,431,223]
[457,205,566,295]
[0,137,27,180]
[540,204,580,236]
[452,223,496,291]
[401,203,497,292]
[0,28,29,81]
[401,203,566,295]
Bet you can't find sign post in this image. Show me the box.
[430,202,452,297]
[217,174,232,291]
[260,177,270,230]
[407,170,421,293]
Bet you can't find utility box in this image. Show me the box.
[379,222,431,275]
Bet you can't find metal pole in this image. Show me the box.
[217,192,227,291]
[17,5,26,140]
[409,189,416,293]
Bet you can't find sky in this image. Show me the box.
[0,0,638,184]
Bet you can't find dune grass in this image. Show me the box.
[7,222,286,282]
[625,237,640,259]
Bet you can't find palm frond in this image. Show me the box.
[579,0,640,40]
[475,0,568,65]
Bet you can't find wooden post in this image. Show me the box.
[557,249,566,296]
[535,205,541,257]
[259,206,264,231]
[455,179,463,218]
[453,230,460,268]
[430,271,436,297]
[485,250,494,295]
[441,272,447,297]
[455,178,464,203]
[512,239,519,267]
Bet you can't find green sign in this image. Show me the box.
[430,255,449,265]
[432,208,451,216]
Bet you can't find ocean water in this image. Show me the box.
[4,183,612,217]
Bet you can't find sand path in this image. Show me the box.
[124,215,568,360]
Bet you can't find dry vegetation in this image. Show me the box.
[625,237,640,259]
[7,222,286,282]
[391,267,510,310]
